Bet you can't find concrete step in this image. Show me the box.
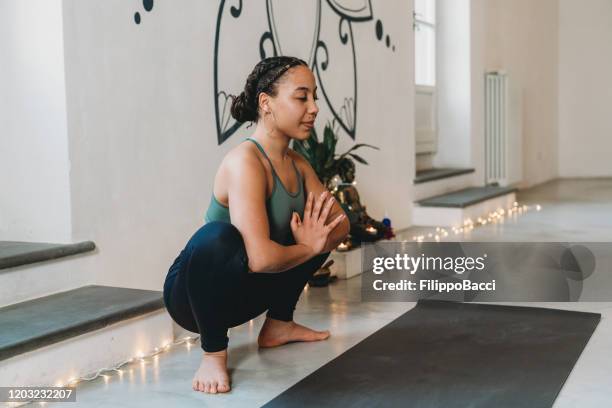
[414,167,475,184]
[0,285,172,388]
[416,185,517,208]
[0,241,95,270]
[412,186,518,227]
[0,241,97,307]
[413,171,476,202]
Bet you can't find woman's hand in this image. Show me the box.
[290,191,346,255]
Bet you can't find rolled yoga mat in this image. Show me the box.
[263,300,600,408]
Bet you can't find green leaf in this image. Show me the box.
[323,124,337,155]
[310,126,319,144]
[342,143,379,155]
[349,153,369,165]
[292,140,312,164]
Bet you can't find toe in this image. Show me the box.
[198,381,205,392]
[210,381,218,394]
[218,383,230,393]
[193,380,198,391]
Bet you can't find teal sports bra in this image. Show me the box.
[204,137,306,245]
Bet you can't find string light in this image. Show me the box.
[411,202,542,242]
[13,336,200,407]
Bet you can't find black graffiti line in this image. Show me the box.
[341,97,355,128]
[259,31,277,60]
[230,0,243,18]
[214,0,243,145]
[313,18,357,139]
[338,98,354,129]
[218,91,230,132]
[220,92,234,133]
[266,0,283,56]
[308,1,322,67]
[314,40,350,138]
[213,0,226,144]
[325,0,373,22]
[263,1,278,58]
[309,0,323,71]
[339,15,349,44]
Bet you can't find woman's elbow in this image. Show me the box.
[340,218,350,239]
[245,241,277,273]
[247,256,267,273]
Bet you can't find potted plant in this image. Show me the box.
[293,122,393,250]
[292,122,379,189]
[295,123,393,286]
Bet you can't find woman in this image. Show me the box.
[163,56,350,394]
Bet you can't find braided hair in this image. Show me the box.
[230,56,308,124]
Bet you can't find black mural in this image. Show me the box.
[374,18,395,50]
[134,0,154,25]
[132,0,395,145]
[213,0,395,145]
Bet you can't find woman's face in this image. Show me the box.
[264,65,319,140]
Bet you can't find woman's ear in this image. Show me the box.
[259,93,270,114]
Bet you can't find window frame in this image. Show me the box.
[413,0,436,87]
[414,0,437,156]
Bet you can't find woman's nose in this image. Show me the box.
[309,100,319,115]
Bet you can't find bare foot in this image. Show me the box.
[192,349,231,394]
[258,317,330,348]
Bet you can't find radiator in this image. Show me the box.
[485,72,522,186]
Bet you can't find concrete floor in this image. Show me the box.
[46,178,612,407]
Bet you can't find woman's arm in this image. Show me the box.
[292,152,351,253]
[224,150,315,273]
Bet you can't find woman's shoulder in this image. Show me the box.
[220,139,264,174]
[220,140,310,178]
[288,148,312,177]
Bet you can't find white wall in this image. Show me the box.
[470,0,486,186]
[484,0,559,188]
[435,0,472,169]
[0,0,72,242]
[60,0,415,290]
[418,0,560,190]
[558,0,612,177]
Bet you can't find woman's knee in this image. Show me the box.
[311,251,331,267]
[187,221,245,265]
[188,221,241,248]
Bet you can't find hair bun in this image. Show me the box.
[230,91,257,123]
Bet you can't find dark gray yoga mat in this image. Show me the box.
[263,300,600,408]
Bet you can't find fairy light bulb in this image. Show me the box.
[398,201,539,244]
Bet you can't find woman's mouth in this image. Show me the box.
[302,122,314,129]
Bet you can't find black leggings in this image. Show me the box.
[163,221,330,352]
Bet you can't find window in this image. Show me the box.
[414,0,436,86]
